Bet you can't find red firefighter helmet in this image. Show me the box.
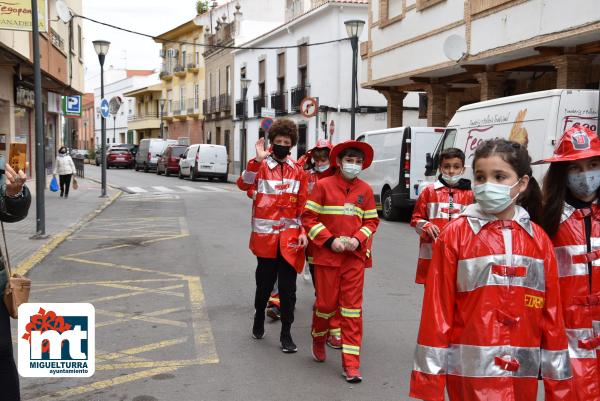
[539,126,600,163]
[330,140,374,169]
[307,139,333,158]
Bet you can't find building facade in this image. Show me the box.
[76,93,95,152]
[0,0,84,178]
[93,71,157,148]
[233,1,423,172]
[363,0,600,127]
[123,84,164,141]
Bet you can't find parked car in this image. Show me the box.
[357,127,443,221]
[106,148,134,169]
[135,139,178,172]
[426,89,599,183]
[156,145,187,176]
[179,144,228,182]
[71,149,89,159]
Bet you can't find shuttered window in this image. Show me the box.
[298,44,308,68]
[278,52,286,79]
[258,60,266,84]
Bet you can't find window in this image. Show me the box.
[209,73,213,98]
[218,69,221,96]
[182,50,187,67]
[194,84,200,108]
[240,66,246,79]
[180,87,185,107]
[277,52,286,94]
[258,59,266,99]
[225,66,231,95]
[298,44,308,88]
[196,51,200,65]
[77,25,82,60]
[69,21,75,52]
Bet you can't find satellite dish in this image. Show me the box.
[443,34,467,62]
[55,0,73,23]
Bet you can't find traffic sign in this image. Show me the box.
[62,95,81,117]
[100,98,110,119]
[261,117,274,132]
[300,97,318,118]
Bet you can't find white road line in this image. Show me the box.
[127,187,148,193]
[177,186,201,193]
[197,185,221,192]
[152,186,175,193]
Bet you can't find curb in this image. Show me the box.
[14,189,122,277]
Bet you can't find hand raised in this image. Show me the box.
[255,138,269,162]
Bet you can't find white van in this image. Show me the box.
[178,144,228,182]
[427,89,599,183]
[135,139,178,172]
[357,127,444,220]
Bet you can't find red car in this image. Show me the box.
[106,148,134,169]
[156,145,187,176]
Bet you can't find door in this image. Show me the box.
[181,149,190,174]
[197,146,217,174]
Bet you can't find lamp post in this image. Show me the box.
[93,40,110,198]
[240,77,251,175]
[344,19,365,140]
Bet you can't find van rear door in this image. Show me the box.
[410,128,443,200]
[197,145,218,173]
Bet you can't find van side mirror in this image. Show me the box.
[424,152,437,176]
[181,154,186,159]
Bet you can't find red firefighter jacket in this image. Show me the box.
[305,167,336,264]
[410,180,474,284]
[301,172,379,267]
[237,156,308,272]
[410,204,573,401]
[552,201,600,401]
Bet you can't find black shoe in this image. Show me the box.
[60,192,63,197]
[280,331,297,353]
[252,314,265,339]
[65,194,68,199]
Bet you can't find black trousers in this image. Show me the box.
[0,300,20,401]
[59,174,72,196]
[255,252,297,326]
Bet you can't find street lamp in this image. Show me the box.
[240,77,251,175]
[344,19,365,140]
[93,40,110,198]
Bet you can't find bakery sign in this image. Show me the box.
[0,0,48,32]
[15,81,34,108]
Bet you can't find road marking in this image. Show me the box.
[97,337,189,362]
[177,185,201,192]
[126,186,147,193]
[152,186,175,193]
[85,283,184,303]
[96,307,188,329]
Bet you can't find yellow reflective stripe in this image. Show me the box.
[316,309,336,319]
[364,209,378,218]
[360,227,372,239]
[366,249,371,258]
[320,205,365,218]
[341,307,361,317]
[312,329,328,338]
[342,344,360,355]
[329,328,341,336]
[308,223,326,240]
[305,200,322,213]
[268,297,279,303]
[307,256,314,264]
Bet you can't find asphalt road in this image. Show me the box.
[19,165,426,401]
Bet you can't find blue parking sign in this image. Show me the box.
[62,95,81,117]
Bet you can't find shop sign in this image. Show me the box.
[15,82,34,108]
[0,0,48,32]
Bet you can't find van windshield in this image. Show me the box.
[441,129,457,150]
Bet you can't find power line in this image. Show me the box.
[75,14,351,51]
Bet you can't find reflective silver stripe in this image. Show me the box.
[413,344,448,375]
[257,179,301,195]
[555,239,600,278]
[541,349,572,380]
[252,218,300,234]
[457,254,545,293]
[426,202,468,220]
[560,202,576,223]
[566,328,596,359]
[415,219,428,235]
[447,344,540,378]
[242,170,258,184]
[419,243,432,260]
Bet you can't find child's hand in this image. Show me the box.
[345,238,360,252]
[331,238,345,253]
[425,224,440,240]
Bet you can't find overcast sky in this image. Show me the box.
[83,0,196,91]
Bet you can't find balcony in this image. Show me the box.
[128,111,159,122]
[160,69,173,81]
[187,62,200,74]
[270,92,288,116]
[128,112,161,130]
[174,64,186,77]
[291,85,310,112]
[253,96,267,117]
[218,94,231,113]
[172,100,187,118]
[208,97,217,114]
[235,100,246,119]
[187,98,201,117]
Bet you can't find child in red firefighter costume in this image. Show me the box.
[410,147,474,284]
[237,119,308,353]
[302,140,379,383]
[540,126,600,401]
[410,139,573,401]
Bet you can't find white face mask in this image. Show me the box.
[567,170,600,199]
[315,163,330,173]
[442,173,462,186]
[474,179,521,214]
[341,163,362,179]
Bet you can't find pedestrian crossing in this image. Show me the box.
[121,185,230,194]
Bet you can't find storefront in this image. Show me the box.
[14,80,34,177]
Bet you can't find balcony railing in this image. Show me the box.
[208,97,217,114]
[174,64,185,73]
[172,100,186,116]
[218,94,231,112]
[235,100,246,119]
[253,96,267,117]
[291,85,309,112]
[187,98,201,114]
[270,92,288,116]
[128,111,159,122]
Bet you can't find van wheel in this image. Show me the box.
[219,174,227,182]
[382,189,401,221]
[165,170,170,177]
[134,163,139,171]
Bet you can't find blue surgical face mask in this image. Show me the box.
[567,170,600,199]
[474,179,521,214]
[315,163,330,173]
[442,173,462,186]
[341,163,362,179]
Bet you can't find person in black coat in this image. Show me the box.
[0,164,32,401]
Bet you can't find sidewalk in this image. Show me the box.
[3,176,119,274]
